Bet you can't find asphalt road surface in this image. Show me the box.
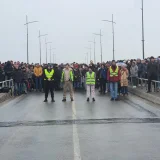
[0,91,160,160]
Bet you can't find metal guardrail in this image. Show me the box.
[0,79,14,89]
[130,77,160,92]
[137,78,148,90]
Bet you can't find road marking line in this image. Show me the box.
[72,101,82,160]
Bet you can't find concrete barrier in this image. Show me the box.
[0,93,12,103]
[128,86,160,105]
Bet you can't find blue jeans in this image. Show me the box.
[121,86,128,94]
[74,82,80,88]
[110,82,118,99]
[14,83,22,95]
[35,77,42,90]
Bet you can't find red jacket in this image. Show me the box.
[107,66,121,82]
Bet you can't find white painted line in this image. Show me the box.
[72,101,82,160]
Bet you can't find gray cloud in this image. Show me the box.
[0,0,159,63]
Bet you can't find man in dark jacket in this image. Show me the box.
[147,57,157,93]
[0,65,5,82]
[21,66,28,94]
[142,60,148,79]
[98,64,107,94]
[73,68,81,90]
[157,58,160,90]
[54,64,61,91]
[13,66,23,95]
[4,61,14,80]
[137,59,144,85]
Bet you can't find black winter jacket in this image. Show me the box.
[147,62,157,77]
[13,69,23,83]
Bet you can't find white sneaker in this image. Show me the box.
[133,86,137,88]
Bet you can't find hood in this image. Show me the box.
[63,68,72,72]
[6,61,12,67]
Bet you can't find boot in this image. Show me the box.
[110,98,114,101]
[62,98,66,102]
[87,98,89,102]
[92,98,95,102]
[44,99,48,102]
[51,98,55,102]
[115,98,120,101]
[71,98,74,101]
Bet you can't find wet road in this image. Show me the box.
[0,91,160,159]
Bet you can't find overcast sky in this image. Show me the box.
[0,0,160,64]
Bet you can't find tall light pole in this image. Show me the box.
[93,29,103,63]
[49,47,56,63]
[85,53,89,64]
[141,0,145,59]
[102,14,116,60]
[53,54,55,63]
[45,39,52,64]
[85,46,92,62]
[38,31,48,65]
[89,39,96,64]
[84,55,87,64]
[53,53,56,63]
[24,15,38,64]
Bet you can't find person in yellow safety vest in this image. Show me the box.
[86,66,96,102]
[43,65,55,102]
[107,60,121,101]
[61,64,74,102]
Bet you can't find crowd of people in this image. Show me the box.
[0,56,160,101]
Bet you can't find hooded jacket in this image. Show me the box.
[130,65,138,77]
[13,68,23,83]
[4,61,13,77]
[0,66,5,82]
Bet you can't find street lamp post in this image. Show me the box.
[45,39,52,64]
[93,30,103,63]
[141,0,145,59]
[85,53,89,64]
[89,39,96,64]
[53,54,56,63]
[102,14,116,60]
[53,54,54,63]
[85,46,92,62]
[49,47,56,63]
[24,15,38,64]
[84,55,87,64]
[38,30,48,65]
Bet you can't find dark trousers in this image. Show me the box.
[100,78,106,93]
[35,77,42,91]
[44,81,54,99]
[148,74,157,92]
[54,80,60,91]
[121,86,128,94]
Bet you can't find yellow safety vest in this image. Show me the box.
[86,72,95,85]
[110,66,118,77]
[44,69,54,80]
[61,70,74,82]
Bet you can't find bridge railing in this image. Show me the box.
[0,79,13,89]
[0,79,14,95]
[130,77,160,92]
